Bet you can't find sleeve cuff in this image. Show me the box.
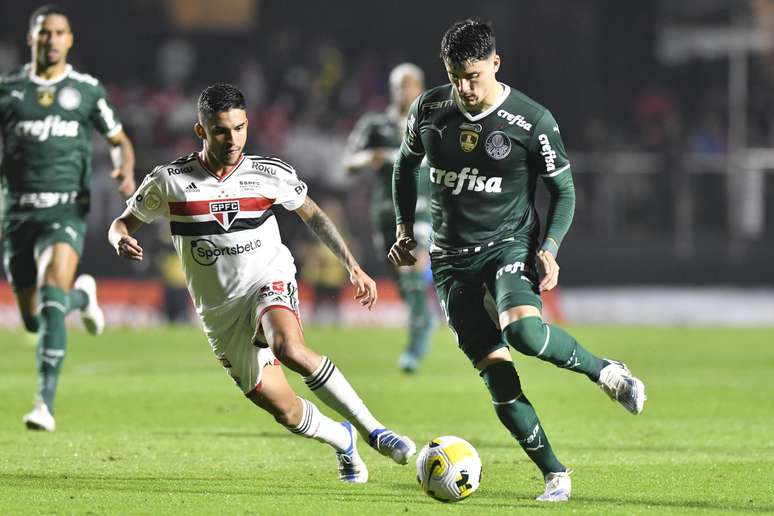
[540,238,560,257]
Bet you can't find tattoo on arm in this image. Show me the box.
[301,198,356,271]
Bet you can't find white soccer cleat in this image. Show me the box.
[536,470,572,502]
[22,401,56,432]
[368,428,416,465]
[74,274,104,336]
[597,360,646,415]
[337,422,368,483]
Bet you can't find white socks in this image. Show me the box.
[303,356,382,438]
[287,397,351,452]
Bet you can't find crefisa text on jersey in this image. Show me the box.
[429,166,502,195]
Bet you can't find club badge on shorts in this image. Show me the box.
[485,131,512,160]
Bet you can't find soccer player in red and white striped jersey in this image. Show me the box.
[109,83,416,483]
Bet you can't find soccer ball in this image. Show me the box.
[415,435,482,502]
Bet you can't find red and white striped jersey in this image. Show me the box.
[127,152,308,313]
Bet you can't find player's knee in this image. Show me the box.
[502,317,546,357]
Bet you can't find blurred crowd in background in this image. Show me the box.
[1,0,773,318]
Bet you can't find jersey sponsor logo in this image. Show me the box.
[167,165,193,176]
[459,130,479,152]
[485,131,512,160]
[190,237,262,266]
[422,100,453,111]
[209,200,240,230]
[57,86,81,110]
[10,90,24,101]
[429,167,502,195]
[251,162,276,175]
[421,124,447,139]
[13,115,79,141]
[14,191,78,209]
[406,114,418,147]
[537,134,557,172]
[36,86,55,107]
[497,109,533,131]
[495,260,534,280]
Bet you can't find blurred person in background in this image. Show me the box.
[109,83,416,483]
[300,197,350,326]
[344,63,435,373]
[390,19,646,502]
[0,4,136,431]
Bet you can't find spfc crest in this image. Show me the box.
[37,86,55,107]
[209,200,240,230]
[459,130,479,152]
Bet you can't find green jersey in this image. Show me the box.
[0,64,122,220]
[346,108,431,226]
[393,83,575,255]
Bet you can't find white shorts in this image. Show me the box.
[200,274,301,394]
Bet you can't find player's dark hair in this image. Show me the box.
[440,19,496,67]
[29,4,69,32]
[197,83,246,120]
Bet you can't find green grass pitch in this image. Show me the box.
[1,325,772,514]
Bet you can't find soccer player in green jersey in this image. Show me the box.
[0,4,136,431]
[344,63,435,373]
[390,19,647,502]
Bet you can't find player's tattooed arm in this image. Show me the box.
[296,196,356,271]
[296,196,378,309]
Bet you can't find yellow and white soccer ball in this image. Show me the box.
[415,435,482,502]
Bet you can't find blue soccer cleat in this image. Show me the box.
[368,428,416,465]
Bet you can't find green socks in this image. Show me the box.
[397,270,434,362]
[36,285,69,413]
[502,316,605,381]
[67,288,89,312]
[480,361,565,476]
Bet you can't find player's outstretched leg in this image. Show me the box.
[396,269,434,374]
[479,359,571,502]
[247,363,368,483]
[262,308,416,465]
[502,316,646,414]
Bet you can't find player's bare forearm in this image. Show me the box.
[108,209,145,261]
[296,196,358,272]
[106,130,137,199]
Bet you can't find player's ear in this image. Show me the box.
[194,122,206,140]
[492,54,501,73]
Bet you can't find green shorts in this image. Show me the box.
[431,241,542,366]
[2,215,87,291]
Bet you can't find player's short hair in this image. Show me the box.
[197,83,246,120]
[440,19,496,67]
[389,63,425,88]
[29,4,69,32]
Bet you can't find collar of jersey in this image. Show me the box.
[197,152,245,182]
[25,63,73,86]
[453,83,511,122]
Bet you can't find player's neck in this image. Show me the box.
[32,60,68,81]
[199,150,237,177]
